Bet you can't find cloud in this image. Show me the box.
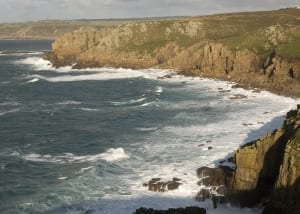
[0,0,298,22]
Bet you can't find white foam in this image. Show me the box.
[0,109,20,116]
[139,102,156,107]
[56,101,82,105]
[111,97,147,106]
[58,177,68,180]
[135,127,158,131]
[77,107,100,112]
[22,148,129,164]
[0,51,43,56]
[18,57,179,82]
[26,77,40,83]
[0,101,20,106]
[154,86,163,93]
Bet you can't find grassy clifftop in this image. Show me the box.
[97,8,299,59]
[51,8,300,58]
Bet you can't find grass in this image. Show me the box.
[111,8,300,60]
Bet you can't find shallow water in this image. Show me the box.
[0,40,298,214]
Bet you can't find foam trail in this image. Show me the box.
[0,51,44,57]
[56,101,82,105]
[21,148,129,163]
[77,107,100,112]
[18,57,177,81]
[0,109,20,116]
[26,77,40,83]
[111,97,147,106]
[25,72,144,82]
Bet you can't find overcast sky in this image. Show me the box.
[0,0,299,23]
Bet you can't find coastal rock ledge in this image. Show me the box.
[204,105,300,213]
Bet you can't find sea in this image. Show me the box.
[0,40,298,214]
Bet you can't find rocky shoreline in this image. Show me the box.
[135,106,300,214]
[43,8,300,214]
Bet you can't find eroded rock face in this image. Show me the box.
[134,207,206,214]
[228,105,300,213]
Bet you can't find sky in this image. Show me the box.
[0,0,299,23]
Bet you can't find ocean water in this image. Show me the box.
[0,40,298,214]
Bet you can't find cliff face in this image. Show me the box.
[229,106,300,213]
[45,8,300,96]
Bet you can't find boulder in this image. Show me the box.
[197,167,226,186]
[143,178,182,192]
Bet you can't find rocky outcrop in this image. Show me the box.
[226,105,300,213]
[196,166,233,208]
[143,178,182,192]
[134,207,206,214]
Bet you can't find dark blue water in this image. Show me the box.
[0,40,296,214]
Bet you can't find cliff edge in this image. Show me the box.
[45,8,300,96]
[229,105,300,213]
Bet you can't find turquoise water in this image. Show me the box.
[0,40,297,214]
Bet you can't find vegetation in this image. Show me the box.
[110,8,300,59]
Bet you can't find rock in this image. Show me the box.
[196,188,211,201]
[134,207,206,214]
[196,167,230,208]
[143,178,182,192]
[229,94,248,99]
[197,167,226,186]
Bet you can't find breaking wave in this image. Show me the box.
[21,148,129,164]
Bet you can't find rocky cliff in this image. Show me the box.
[45,8,300,96]
[227,105,300,213]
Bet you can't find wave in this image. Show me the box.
[154,86,163,93]
[26,77,40,83]
[17,57,54,71]
[111,97,147,106]
[56,100,82,105]
[77,107,100,112]
[0,109,20,116]
[0,51,44,56]
[0,101,20,106]
[18,57,180,82]
[21,148,129,164]
[135,127,158,131]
